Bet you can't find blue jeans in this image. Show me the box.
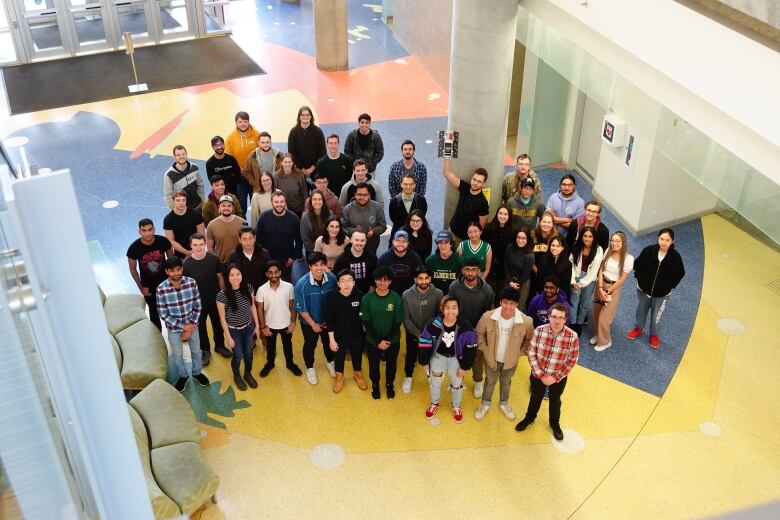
[634,289,670,336]
[168,328,202,378]
[569,280,596,325]
[229,323,256,374]
[428,353,464,408]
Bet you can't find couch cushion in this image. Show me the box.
[115,320,167,389]
[127,405,181,520]
[110,335,123,372]
[97,285,106,306]
[104,294,147,335]
[130,379,200,448]
[150,442,219,515]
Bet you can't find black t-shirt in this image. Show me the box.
[450,180,489,240]
[182,252,222,301]
[163,209,204,257]
[438,322,457,357]
[206,154,242,194]
[325,289,365,344]
[333,249,378,294]
[126,236,171,288]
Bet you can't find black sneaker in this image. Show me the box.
[244,372,258,389]
[551,425,564,441]
[174,377,187,392]
[287,363,303,376]
[259,363,275,378]
[514,418,534,432]
[386,386,395,400]
[193,373,210,386]
[371,386,381,400]
[233,372,247,391]
[215,346,232,358]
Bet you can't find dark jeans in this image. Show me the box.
[237,178,252,219]
[267,328,295,365]
[144,292,161,331]
[404,334,419,378]
[367,342,399,388]
[525,373,568,427]
[229,323,255,374]
[333,337,364,373]
[198,299,225,353]
[301,322,334,368]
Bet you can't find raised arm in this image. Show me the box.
[442,159,460,189]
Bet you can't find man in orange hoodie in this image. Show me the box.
[225,111,260,219]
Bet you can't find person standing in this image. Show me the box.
[316,134,353,197]
[249,172,275,228]
[388,140,427,197]
[377,230,423,295]
[244,131,282,194]
[256,261,301,377]
[295,252,337,385]
[566,200,609,253]
[426,230,463,294]
[156,257,209,392]
[442,158,489,241]
[326,269,368,393]
[127,218,173,330]
[305,173,342,218]
[228,226,271,291]
[388,173,427,238]
[401,266,443,394]
[300,190,331,254]
[333,230,377,294]
[314,215,350,270]
[183,233,228,366]
[287,105,326,180]
[502,153,542,203]
[474,287,534,421]
[206,136,242,198]
[402,210,433,260]
[163,145,204,211]
[201,175,242,228]
[568,225,604,334]
[216,265,261,391]
[591,232,634,352]
[546,174,586,237]
[255,190,303,282]
[344,113,384,173]
[515,303,579,442]
[338,159,386,206]
[483,205,513,298]
[225,111,261,217]
[418,296,478,424]
[626,228,685,349]
[274,153,309,217]
[456,222,493,280]
[508,177,546,232]
[361,266,405,400]
[527,275,571,328]
[205,196,247,267]
[504,228,535,310]
[341,183,386,254]
[164,190,206,258]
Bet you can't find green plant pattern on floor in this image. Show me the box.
[182,381,250,429]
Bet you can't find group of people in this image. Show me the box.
[125,109,686,440]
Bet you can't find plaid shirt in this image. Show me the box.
[388,159,427,198]
[528,324,579,383]
[156,276,201,333]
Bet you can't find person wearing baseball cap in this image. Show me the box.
[425,230,464,293]
[206,194,247,266]
[507,176,546,232]
[377,229,423,295]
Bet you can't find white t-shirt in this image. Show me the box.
[603,254,634,282]
[496,316,514,363]
[255,280,294,329]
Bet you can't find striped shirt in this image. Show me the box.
[528,324,579,383]
[216,285,255,329]
[156,276,201,333]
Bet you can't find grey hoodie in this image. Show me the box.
[402,286,444,337]
[447,276,495,329]
[341,199,386,253]
[338,172,385,206]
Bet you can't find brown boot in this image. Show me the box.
[353,371,368,390]
[333,373,345,393]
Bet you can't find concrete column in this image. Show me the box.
[313,0,349,71]
[444,0,518,226]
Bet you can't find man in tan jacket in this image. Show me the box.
[474,287,534,421]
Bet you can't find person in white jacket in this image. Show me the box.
[567,226,603,335]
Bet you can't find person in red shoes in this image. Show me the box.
[626,228,685,349]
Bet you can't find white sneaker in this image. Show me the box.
[499,403,516,420]
[306,368,318,385]
[474,403,490,420]
[326,361,336,378]
[473,380,484,399]
[594,341,613,352]
[589,336,598,345]
[402,377,412,394]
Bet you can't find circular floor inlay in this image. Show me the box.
[102,200,119,209]
[310,443,345,469]
[394,58,408,65]
[717,318,745,336]
[699,421,722,437]
[551,429,585,453]
[430,418,441,426]
[424,139,433,144]
[720,252,730,258]
[5,136,29,147]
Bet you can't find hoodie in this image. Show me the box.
[447,276,495,329]
[507,193,546,232]
[341,199,386,253]
[344,128,384,172]
[163,162,205,210]
[225,125,261,173]
[633,244,685,297]
[527,290,571,328]
[244,147,282,191]
[418,316,478,369]
[402,286,444,337]
[202,192,243,228]
[339,173,385,206]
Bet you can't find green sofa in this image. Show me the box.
[128,379,220,518]
[98,287,168,390]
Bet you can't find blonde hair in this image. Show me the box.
[600,231,628,274]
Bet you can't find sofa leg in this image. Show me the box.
[211,495,217,504]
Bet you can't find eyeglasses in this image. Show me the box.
[585,209,600,214]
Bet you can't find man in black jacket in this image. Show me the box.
[388,173,428,238]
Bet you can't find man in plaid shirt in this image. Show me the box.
[514,303,578,441]
[387,140,428,198]
[156,256,210,391]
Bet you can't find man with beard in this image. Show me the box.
[206,136,242,197]
[201,175,242,228]
[388,173,427,238]
[225,111,261,217]
[127,218,173,330]
[344,113,384,173]
[377,230,423,295]
[163,145,204,211]
[333,230,377,294]
[256,260,301,377]
[442,158,489,241]
[341,184,386,254]
[401,266,443,393]
[255,190,303,281]
[244,131,282,194]
[566,200,609,253]
[388,140,427,198]
[339,159,385,206]
[502,153,541,202]
[546,174,585,236]
[163,190,206,258]
[206,196,247,268]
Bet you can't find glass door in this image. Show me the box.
[151,0,195,41]
[113,0,153,45]
[197,0,228,36]
[13,0,73,60]
[0,0,21,63]
[63,0,114,53]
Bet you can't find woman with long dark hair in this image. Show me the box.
[315,215,350,270]
[504,228,535,311]
[568,226,603,334]
[536,236,572,300]
[484,204,513,298]
[300,190,331,253]
[592,231,633,352]
[401,209,433,259]
[216,264,261,391]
